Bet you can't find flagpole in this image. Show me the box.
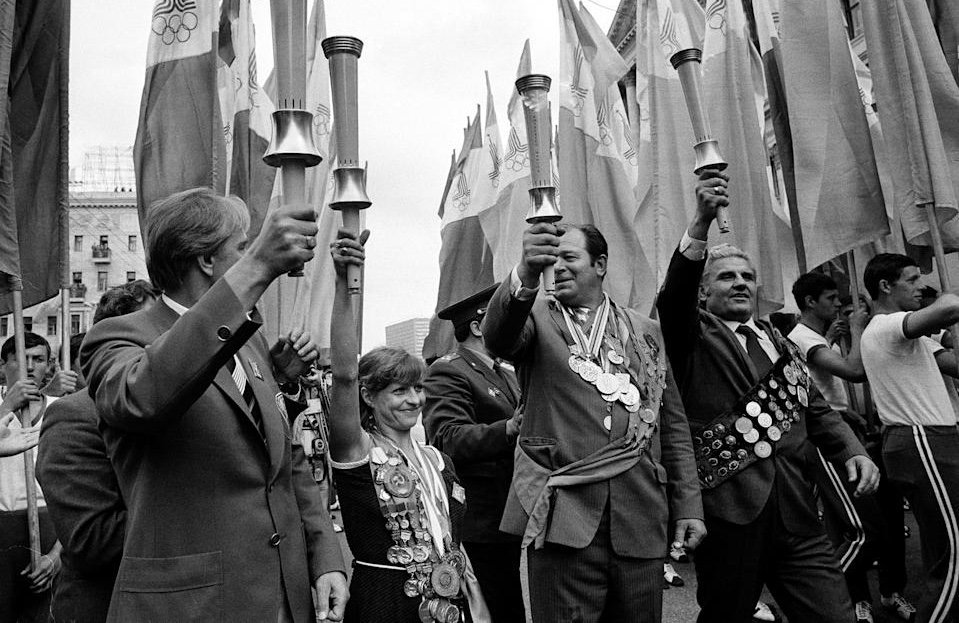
[925,204,953,291]
[10,282,41,569]
[59,0,70,374]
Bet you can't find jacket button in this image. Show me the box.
[216,326,232,341]
[270,533,282,547]
[267,484,274,493]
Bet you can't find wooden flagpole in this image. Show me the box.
[10,281,41,569]
[926,204,953,292]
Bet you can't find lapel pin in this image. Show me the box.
[249,360,263,380]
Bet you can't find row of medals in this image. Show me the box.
[567,342,657,431]
[695,361,810,482]
[372,452,466,623]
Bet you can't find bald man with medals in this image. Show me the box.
[482,223,704,622]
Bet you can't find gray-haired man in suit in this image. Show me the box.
[657,170,880,623]
[483,222,704,623]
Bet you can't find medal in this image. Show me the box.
[725,435,738,446]
[729,460,740,471]
[603,415,612,431]
[754,441,773,459]
[769,379,779,390]
[596,372,620,395]
[446,549,467,574]
[787,384,796,396]
[404,578,420,597]
[412,544,430,563]
[621,383,640,406]
[746,401,761,417]
[616,373,631,392]
[608,349,625,365]
[757,413,772,429]
[734,417,753,434]
[783,364,798,385]
[782,420,792,431]
[430,562,461,598]
[383,464,415,498]
[568,356,583,374]
[796,386,808,407]
[625,402,640,413]
[720,450,732,460]
[767,426,782,442]
[579,361,601,383]
[418,600,434,623]
[743,429,760,444]
[640,407,656,424]
[602,391,620,402]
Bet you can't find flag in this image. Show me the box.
[860,0,959,250]
[777,0,890,270]
[0,0,70,313]
[217,0,276,237]
[258,0,340,351]
[134,0,225,238]
[634,0,700,290]
[558,0,655,309]
[702,0,786,312]
[479,41,532,279]
[926,0,959,85]
[423,112,495,362]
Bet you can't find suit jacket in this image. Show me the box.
[36,391,124,623]
[80,278,345,623]
[482,282,703,558]
[422,346,520,543]
[657,249,866,533]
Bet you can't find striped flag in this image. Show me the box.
[478,41,532,280]
[558,0,654,309]
[217,0,276,238]
[423,112,495,361]
[634,0,700,290]
[778,0,890,270]
[134,0,225,237]
[0,0,70,313]
[702,0,786,312]
[860,0,959,250]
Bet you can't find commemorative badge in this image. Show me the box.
[384,464,415,498]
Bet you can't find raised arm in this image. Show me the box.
[904,293,959,339]
[327,229,370,463]
[657,171,728,376]
[808,310,869,383]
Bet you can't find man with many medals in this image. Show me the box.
[657,171,880,623]
[482,222,704,622]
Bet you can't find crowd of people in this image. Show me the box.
[0,170,957,623]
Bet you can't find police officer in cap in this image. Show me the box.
[423,284,525,623]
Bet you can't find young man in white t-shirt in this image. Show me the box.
[788,272,915,622]
[861,253,959,623]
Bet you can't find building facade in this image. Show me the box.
[385,318,431,359]
[0,189,146,357]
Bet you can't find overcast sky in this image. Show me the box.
[70,0,617,346]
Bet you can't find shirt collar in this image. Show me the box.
[161,293,189,316]
[720,316,765,337]
[462,346,495,370]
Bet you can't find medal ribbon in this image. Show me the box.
[560,294,611,361]
[382,436,451,558]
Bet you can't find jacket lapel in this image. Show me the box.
[240,343,287,478]
[458,347,516,407]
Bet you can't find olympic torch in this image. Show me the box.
[323,36,371,295]
[669,49,730,233]
[264,0,323,277]
[516,74,561,294]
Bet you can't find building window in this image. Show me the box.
[47,316,57,336]
[128,235,137,252]
[72,271,82,284]
[70,314,80,336]
[97,271,108,291]
[23,316,32,333]
[0,317,6,336]
[99,235,109,246]
[126,271,136,282]
[842,0,862,40]
[73,235,83,252]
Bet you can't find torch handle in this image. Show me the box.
[717,206,731,234]
[341,207,362,294]
[281,161,307,277]
[542,265,555,295]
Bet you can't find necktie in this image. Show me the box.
[492,360,518,406]
[227,355,260,423]
[736,325,774,379]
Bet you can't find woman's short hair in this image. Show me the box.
[145,188,250,292]
[357,347,427,432]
